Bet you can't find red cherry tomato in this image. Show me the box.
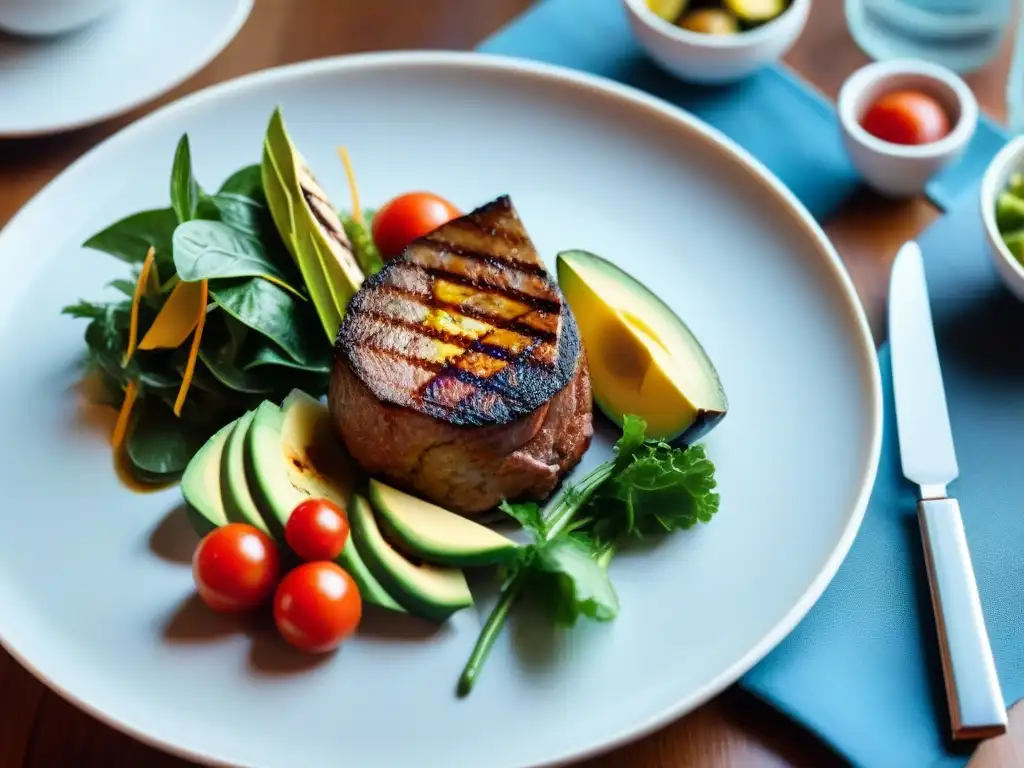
[274,562,362,653]
[192,524,280,613]
[372,192,460,259]
[285,498,350,562]
[861,90,951,146]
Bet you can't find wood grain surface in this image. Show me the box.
[0,1,1021,766]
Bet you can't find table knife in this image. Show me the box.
[888,241,1007,741]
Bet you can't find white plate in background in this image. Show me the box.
[0,0,252,137]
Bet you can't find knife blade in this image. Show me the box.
[888,241,1007,741]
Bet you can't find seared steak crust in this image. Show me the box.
[334,196,582,427]
[329,353,593,514]
[329,195,594,514]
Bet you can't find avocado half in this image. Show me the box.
[556,249,727,445]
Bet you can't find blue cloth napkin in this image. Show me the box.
[479,0,1006,217]
[744,186,1024,767]
[481,2,1023,765]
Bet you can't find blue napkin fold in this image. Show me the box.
[480,0,1007,216]
[744,186,1024,767]
[481,3,1023,765]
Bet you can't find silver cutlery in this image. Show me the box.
[888,241,1007,741]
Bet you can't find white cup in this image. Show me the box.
[0,0,123,37]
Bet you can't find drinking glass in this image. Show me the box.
[845,0,1015,74]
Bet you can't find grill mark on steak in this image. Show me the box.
[421,266,561,314]
[420,240,548,276]
[335,195,581,427]
[373,285,558,343]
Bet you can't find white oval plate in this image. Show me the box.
[0,0,252,137]
[0,52,881,768]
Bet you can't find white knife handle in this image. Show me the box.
[918,497,1007,740]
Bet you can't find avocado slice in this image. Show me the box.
[350,494,472,623]
[180,420,234,537]
[557,249,727,444]
[262,108,363,336]
[221,410,272,536]
[368,479,517,567]
[245,391,402,612]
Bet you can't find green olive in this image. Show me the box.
[677,9,740,35]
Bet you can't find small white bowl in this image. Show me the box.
[838,59,978,198]
[622,0,810,85]
[981,134,1024,301]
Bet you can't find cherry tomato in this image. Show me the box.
[192,524,280,613]
[861,90,951,146]
[274,562,362,653]
[372,192,460,259]
[285,498,350,562]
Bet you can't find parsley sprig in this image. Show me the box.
[457,415,720,695]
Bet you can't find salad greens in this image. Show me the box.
[64,127,365,486]
[458,415,720,695]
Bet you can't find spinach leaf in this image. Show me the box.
[209,277,325,365]
[218,164,265,200]
[199,350,275,394]
[83,207,178,274]
[170,134,203,223]
[240,339,331,375]
[172,220,302,297]
[205,193,270,240]
[126,396,211,477]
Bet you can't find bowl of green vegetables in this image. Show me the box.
[981,135,1024,301]
[623,0,809,84]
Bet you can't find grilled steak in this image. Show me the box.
[329,195,593,514]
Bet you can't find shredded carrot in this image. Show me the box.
[121,247,156,367]
[111,380,139,448]
[337,146,362,223]
[173,280,209,416]
[138,279,205,351]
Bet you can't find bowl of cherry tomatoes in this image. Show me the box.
[838,59,978,198]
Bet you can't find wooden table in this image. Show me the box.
[0,2,1021,766]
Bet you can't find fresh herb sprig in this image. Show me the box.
[457,415,720,696]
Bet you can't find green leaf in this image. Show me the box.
[500,500,546,537]
[613,414,647,470]
[199,351,275,394]
[218,165,265,200]
[204,193,271,241]
[107,279,138,298]
[63,300,110,319]
[126,396,212,477]
[240,339,331,374]
[209,276,325,366]
[527,537,619,626]
[170,134,203,223]
[82,207,178,273]
[593,442,720,541]
[341,212,384,275]
[172,219,303,297]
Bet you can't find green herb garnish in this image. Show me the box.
[457,415,720,695]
